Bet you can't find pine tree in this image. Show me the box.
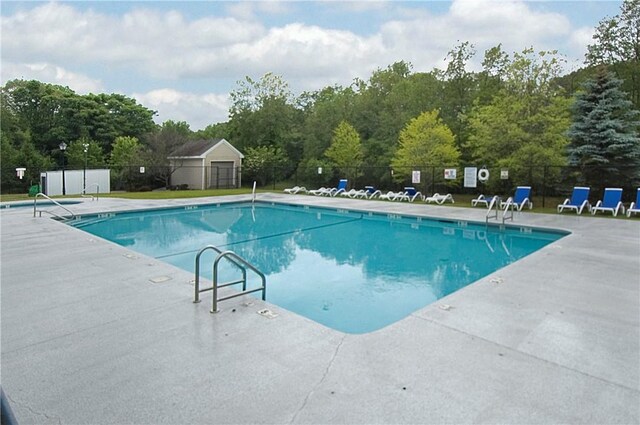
[567,67,640,188]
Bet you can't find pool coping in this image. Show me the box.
[1,193,639,423]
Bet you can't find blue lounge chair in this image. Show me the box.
[397,187,424,202]
[330,179,348,197]
[591,188,625,216]
[557,186,591,214]
[500,186,532,211]
[627,188,640,217]
[363,186,379,199]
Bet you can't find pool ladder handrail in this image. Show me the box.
[486,196,499,223]
[194,245,267,313]
[485,196,515,224]
[501,197,515,223]
[33,193,76,220]
[81,183,100,201]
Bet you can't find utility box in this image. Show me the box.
[40,169,111,196]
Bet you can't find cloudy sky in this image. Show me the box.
[1,1,622,130]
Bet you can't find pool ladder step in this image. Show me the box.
[193,245,266,313]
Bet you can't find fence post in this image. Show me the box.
[431,167,435,195]
[542,165,547,208]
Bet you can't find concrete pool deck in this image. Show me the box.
[1,193,638,424]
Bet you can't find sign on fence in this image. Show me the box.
[412,170,421,184]
[444,168,457,180]
[464,167,477,188]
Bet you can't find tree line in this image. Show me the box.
[1,0,638,194]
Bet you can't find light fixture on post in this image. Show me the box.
[59,142,67,195]
[83,143,89,194]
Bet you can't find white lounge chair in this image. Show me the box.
[557,187,590,214]
[627,188,640,217]
[425,193,454,205]
[592,188,625,216]
[379,191,404,201]
[308,187,328,196]
[283,186,307,194]
[339,189,361,198]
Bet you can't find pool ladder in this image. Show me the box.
[193,245,267,313]
[486,196,514,224]
[33,193,76,220]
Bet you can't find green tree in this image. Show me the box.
[228,73,302,164]
[65,138,106,169]
[586,0,640,108]
[390,110,460,181]
[567,68,640,188]
[440,42,478,152]
[299,85,356,160]
[466,48,571,189]
[109,136,144,190]
[109,136,142,167]
[243,145,289,186]
[324,121,363,180]
[1,80,157,155]
[0,135,54,193]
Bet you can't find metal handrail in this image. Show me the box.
[502,198,515,223]
[194,245,245,303]
[252,181,257,204]
[211,251,266,313]
[193,245,267,313]
[33,193,76,220]
[485,196,499,223]
[82,183,100,200]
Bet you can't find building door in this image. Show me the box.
[210,161,235,189]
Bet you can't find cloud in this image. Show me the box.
[133,89,230,130]
[379,0,575,72]
[1,0,599,127]
[0,61,103,93]
[225,0,291,20]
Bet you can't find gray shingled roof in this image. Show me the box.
[169,138,223,157]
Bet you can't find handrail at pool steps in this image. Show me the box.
[502,198,515,223]
[486,196,499,223]
[33,193,76,220]
[485,196,515,224]
[81,183,100,201]
[194,245,267,313]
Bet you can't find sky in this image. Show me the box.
[0,0,623,130]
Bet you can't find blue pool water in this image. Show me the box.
[1,200,81,209]
[71,202,566,333]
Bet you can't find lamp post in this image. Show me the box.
[59,142,67,195]
[83,143,89,194]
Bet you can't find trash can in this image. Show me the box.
[28,184,40,197]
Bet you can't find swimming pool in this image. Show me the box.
[70,202,567,333]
